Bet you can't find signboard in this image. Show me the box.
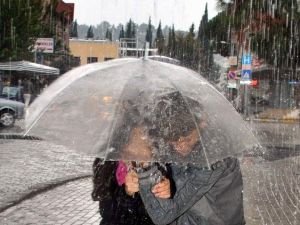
[228,56,238,66]
[288,80,300,85]
[242,54,252,70]
[227,71,236,80]
[34,38,54,53]
[227,80,237,88]
[241,54,252,85]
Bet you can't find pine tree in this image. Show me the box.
[171,25,176,58]
[145,17,153,48]
[197,3,208,43]
[167,28,172,57]
[119,26,125,40]
[155,21,164,55]
[86,26,94,39]
[184,23,196,69]
[125,19,133,38]
[70,20,78,38]
[105,28,112,41]
[198,3,210,77]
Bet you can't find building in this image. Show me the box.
[43,0,74,52]
[69,39,119,65]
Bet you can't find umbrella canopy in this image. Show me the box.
[25,58,260,167]
[0,60,59,75]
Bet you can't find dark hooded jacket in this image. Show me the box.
[92,159,154,225]
[137,157,245,225]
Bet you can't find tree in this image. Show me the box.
[0,0,46,61]
[86,26,94,39]
[197,3,208,44]
[184,24,197,69]
[155,21,165,55]
[145,17,153,48]
[105,28,112,41]
[125,19,135,38]
[70,20,78,38]
[119,26,125,40]
[215,0,300,70]
[197,3,211,77]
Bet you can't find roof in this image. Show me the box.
[0,61,60,75]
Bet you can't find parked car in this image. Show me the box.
[0,98,25,127]
[1,86,24,102]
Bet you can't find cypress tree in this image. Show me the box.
[125,19,133,38]
[86,26,94,39]
[145,17,153,48]
[70,20,78,38]
[155,21,164,55]
[105,28,112,41]
[119,25,125,40]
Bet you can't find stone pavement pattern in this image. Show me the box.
[0,120,300,224]
[0,139,93,210]
[0,156,299,225]
[0,178,100,225]
[242,156,300,225]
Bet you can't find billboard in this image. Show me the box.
[34,38,54,53]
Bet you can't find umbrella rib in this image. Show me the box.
[25,59,138,135]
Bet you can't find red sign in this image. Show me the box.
[250,79,258,87]
[227,71,236,80]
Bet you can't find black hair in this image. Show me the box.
[144,91,203,142]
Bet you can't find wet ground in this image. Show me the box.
[0,119,299,224]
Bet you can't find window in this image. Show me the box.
[87,57,98,63]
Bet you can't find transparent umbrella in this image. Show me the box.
[25,58,261,167]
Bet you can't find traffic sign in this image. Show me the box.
[242,70,251,79]
[227,71,236,80]
[242,54,252,65]
[240,70,252,85]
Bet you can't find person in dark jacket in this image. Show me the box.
[92,99,172,225]
[136,91,246,225]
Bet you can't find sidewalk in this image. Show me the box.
[249,108,300,123]
[0,119,299,224]
[0,178,100,225]
[0,139,93,212]
[0,156,299,225]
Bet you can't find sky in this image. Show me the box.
[64,0,219,30]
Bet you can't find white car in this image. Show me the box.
[0,98,25,127]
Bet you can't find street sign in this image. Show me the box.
[241,54,252,85]
[227,71,236,80]
[242,54,252,65]
[242,70,251,79]
[227,79,237,88]
[228,56,238,66]
[240,70,252,85]
[34,38,54,53]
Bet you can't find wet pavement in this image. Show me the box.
[0,156,298,225]
[0,138,93,211]
[0,178,100,225]
[0,119,299,224]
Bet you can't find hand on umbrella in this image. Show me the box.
[152,177,171,199]
[125,170,139,196]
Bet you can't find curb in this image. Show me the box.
[0,173,92,214]
[247,118,300,124]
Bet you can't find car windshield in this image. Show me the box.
[2,86,19,96]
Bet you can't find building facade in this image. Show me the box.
[69,39,119,65]
[43,0,74,52]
